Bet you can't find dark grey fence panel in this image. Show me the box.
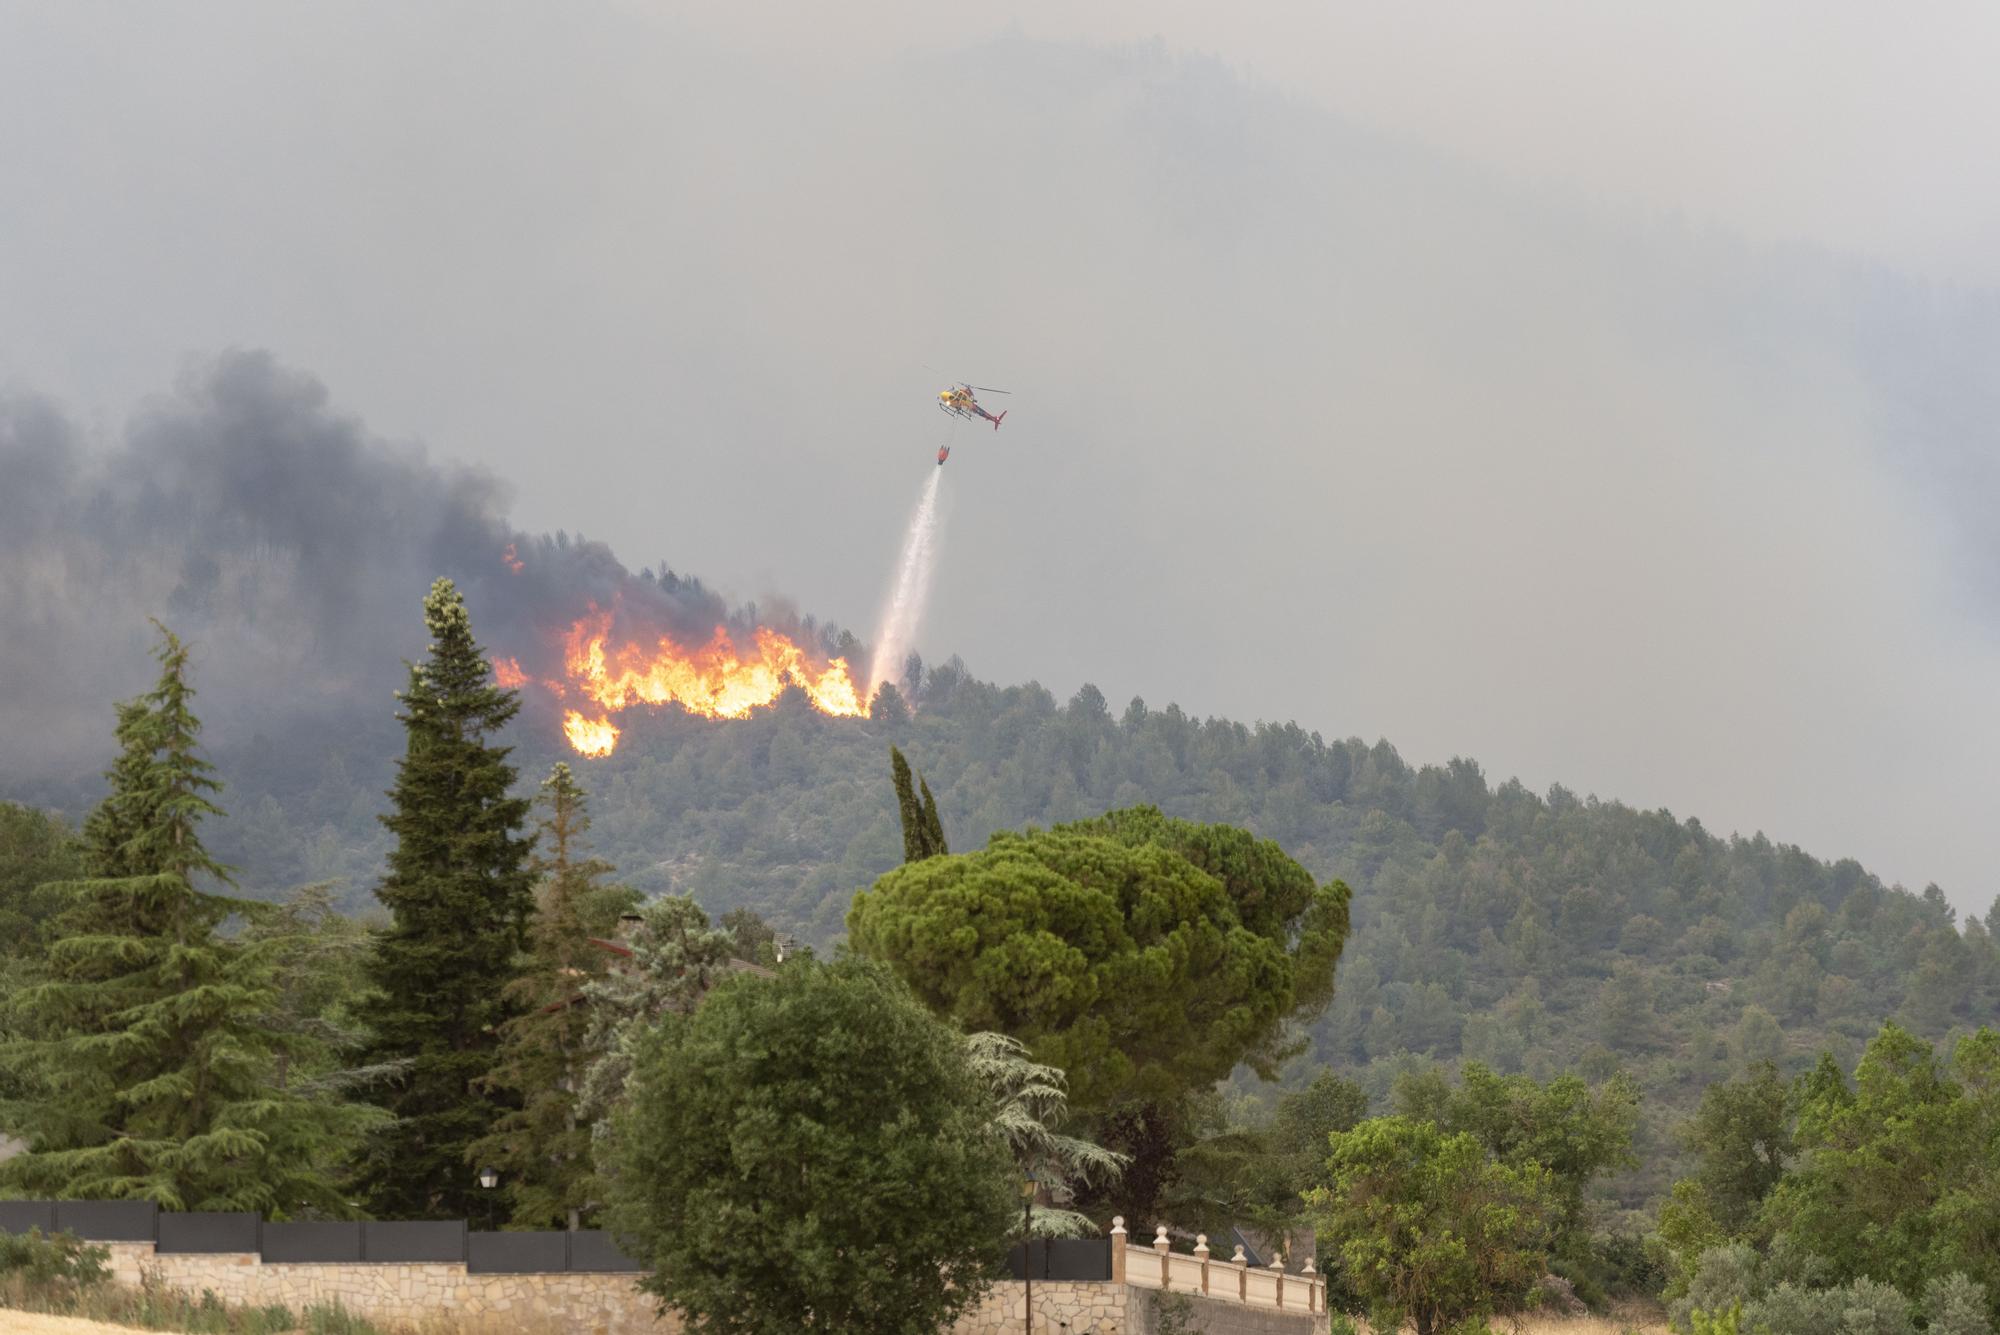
[156,1211,259,1254]
[0,1202,57,1235]
[362,1219,466,1263]
[260,1221,364,1263]
[466,1230,568,1274]
[54,1200,157,1241]
[567,1230,645,1272]
[1007,1238,1111,1281]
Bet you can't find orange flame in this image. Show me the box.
[562,608,868,735]
[502,542,524,574]
[506,603,871,756]
[563,710,620,757]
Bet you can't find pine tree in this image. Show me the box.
[470,764,637,1229]
[355,578,535,1220]
[0,623,378,1214]
[573,897,738,1140]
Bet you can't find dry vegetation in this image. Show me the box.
[1350,1314,1670,1335]
[2,1316,151,1335]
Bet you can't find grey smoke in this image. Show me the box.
[4,5,2000,912]
[0,351,796,777]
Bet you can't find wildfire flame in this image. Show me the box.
[491,605,871,756]
[564,608,866,724]
[563,710,621,757]
[502,542,524,574]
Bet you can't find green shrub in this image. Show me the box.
[1925,1273,1993,1335]
[1740,1281,1847,1335]
[1738,1277,1915,1335]
[1688,1306,1740,1335]
[1672,1244,1762,1332]
[299,1300,394,1334]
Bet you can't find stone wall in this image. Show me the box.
[1129,1287,1326,1335]
[103,1240,1323,1334]
[103,1242,675,1335]
[951,1278,1129,1333]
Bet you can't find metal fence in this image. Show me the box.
[0,1201,642,1273]
[1005,1237,1112,1281]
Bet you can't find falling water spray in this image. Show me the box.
[869,468,946,703]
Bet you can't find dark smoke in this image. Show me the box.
[0,351,828,791]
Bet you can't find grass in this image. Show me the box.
[1338,1311,1671,1334]
[1,1272,397,1335]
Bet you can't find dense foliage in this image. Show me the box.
[1663,1022,2000,1333]
[5,624,1999,1333]
[850,807,1348,1111]
[600,957,1017,1335]
[353,579,535,1220]
[1308,1115,1558,1335]
[0,625,378,1213]
[134,657,2000,1221]
[965,1031,1127,1237]
[850,803,1349,1222]
[470,762,641,1229]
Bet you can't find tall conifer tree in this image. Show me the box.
[356,579,534,1219]
[889,746,948,862]
[471,763,636,1229]
[78,701,155,878]
[0,623,376,1213]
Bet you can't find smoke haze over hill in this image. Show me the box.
[3,6,1999,912]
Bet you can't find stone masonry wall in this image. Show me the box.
[103,1242,1315,1334]
[951,1278,1128,1333]
[104,1242,676,1335]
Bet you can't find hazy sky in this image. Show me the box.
[3,3,1997,913]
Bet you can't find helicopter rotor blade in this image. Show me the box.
[971,386,1012,395]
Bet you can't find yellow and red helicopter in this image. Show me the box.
[935,382,1009,465]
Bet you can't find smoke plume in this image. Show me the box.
[0,351,832,783]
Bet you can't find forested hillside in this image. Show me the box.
[13,650,1992,1228]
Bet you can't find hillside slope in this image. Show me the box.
[90,659,1992,1222]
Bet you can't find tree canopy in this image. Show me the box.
[1394,1060,1639,1250]
[73,653,2000,1227]
[600,958,1016,1335]
[0,624,377,1214]
[1308,1115,1558,1335]
[848,805,1349,1115]
[1662,1022,2000,1331]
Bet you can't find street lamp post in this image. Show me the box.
[1021,1170,1039,1335]
[477,1166,499,1230]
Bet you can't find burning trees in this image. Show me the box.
[353,579,536,1220]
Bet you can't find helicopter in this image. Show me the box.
[937,383,1009,430]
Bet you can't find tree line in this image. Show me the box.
[4,589,2000,1332]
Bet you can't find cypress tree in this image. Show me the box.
[355,578,534,1220]
[470,763,636,1229]
[891,746,926,863]
[0,623,377,1213]
[918,775,950,858]
[889,747,949,862]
